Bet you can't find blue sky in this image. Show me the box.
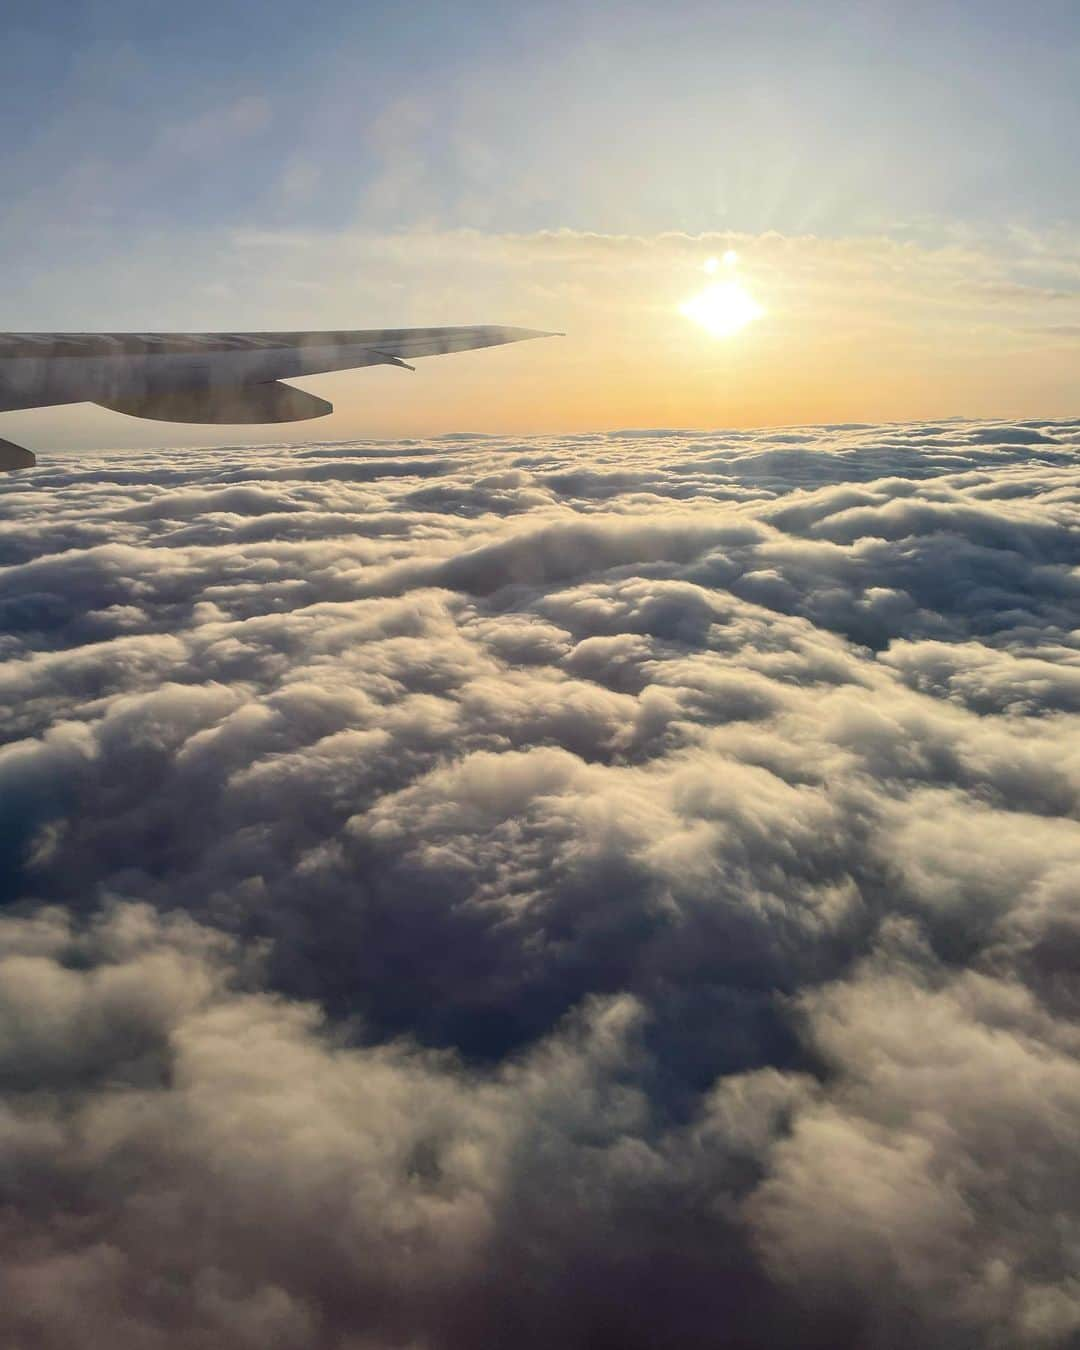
[5,0,1078,247]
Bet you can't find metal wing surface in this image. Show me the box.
[0,326,556,362]
[0,325,559,465]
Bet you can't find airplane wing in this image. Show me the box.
[325,326,555,360]
[0,326,555,363]
[0,325,559,468]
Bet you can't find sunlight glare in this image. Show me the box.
[679,278,765,338]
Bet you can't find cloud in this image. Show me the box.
[159,96,274,157]
[1,420,1079,1347]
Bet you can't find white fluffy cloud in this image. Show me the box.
[1,419,1079,1348]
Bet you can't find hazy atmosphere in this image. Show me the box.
[2,3,1079,1349]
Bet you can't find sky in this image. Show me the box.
[1,0,1078,446]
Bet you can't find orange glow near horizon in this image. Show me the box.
[5,228,1079,453]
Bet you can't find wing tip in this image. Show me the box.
[499,326,564,342]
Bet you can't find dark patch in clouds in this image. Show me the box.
[2,420,1079,1349]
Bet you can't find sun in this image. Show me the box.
[680,254,764,338]
[680,279,765,338]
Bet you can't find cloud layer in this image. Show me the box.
[2,420,1079,1349]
